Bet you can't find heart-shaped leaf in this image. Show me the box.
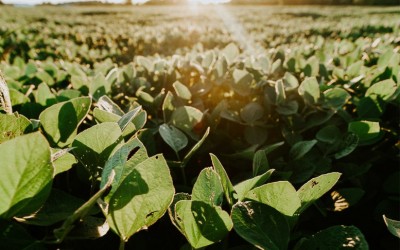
[159,124,188,155]
[192,167,224,206]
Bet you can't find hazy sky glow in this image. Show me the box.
[3,0,140,5]
[3,0,231,4]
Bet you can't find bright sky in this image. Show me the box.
[2,0,141,5]
[3,0,230,4]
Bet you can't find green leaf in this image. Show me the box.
[9,89,29,106]
[170,106,203,135]
[245,181,301,217]
[90,73,111,101]
[175,200,233,249]
[72,122,122,178]
[366,79,398,101]
[297,172,341,213]
[35,83,56,107]
[240,102,264,124]
[235,170,275,201]
[383,215,400,238]
[323,88,351,110]
[252,150,269,177]
[15,189,84,226]
[97,95,124,116]
[168,193,191,234]
[117,106,142,132]
[173,81,192,100]
[295,225,369,250]
[289,140,317,161]
[232,69,253,97]
[39,97,91,147]
[232,201,290,250]
[334,133,359,159]
[36,70,55,86]
[316,125,341,144]
[298,77,320,104]
[162,91,175,121]
[0,132,53,219]
[192,167,224,206]
[348,120,380,143]
[222,43,239,65]
[107,155,174,241]
[283,72,299,91]
[159,124,188,155]
[52,148,77,176]
[210,154,238,207]
[101,138,148,199]
[275,80,286,104]
[0,113,32,143]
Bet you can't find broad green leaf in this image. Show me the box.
[117,106,142,132]
[222,43,239,65]
[137,56,153,72]
[297,172,341,213]
[323,88,351,110]
[334,133,359,159]
[275,80,286,104]
[235,169,275,201]
[283,72,299,91]
[36,70,55,86]
[162,91,175,122]
[159,124,188,155]
[244,126,268,145]
[170,106,203,135]
[0,220,46,250]
[383,215,400,238]
[15,189,84,226]
[168,193,191,234]
[0,113,32,143]
[246,181,301,217]
[252,150,269,177]
[175,200,233,249]
[276,100,299,115]
[232,201,290,250]
[192,167,224,206]
[173,81,192,100]
[97,95,124,116]
[101,138,148,199]
[348,120,380,143]
[52,148,77,176]
[90,73,111,101]
[232,69,253,96]
[298,77,320,104]
[72,122,122,178]
[366,79,398,101]
[9,89,29,106]
[316,125,341,144]
[54,170,115,242]
[0,132,53,219]
[240,102,264,124]
[35,83,56,107]
[210,154,238,206]
[295,225,369,250]
[289,140,317,161]
[107,155,174,241]
[39,97,91,147]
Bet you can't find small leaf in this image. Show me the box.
[222,43,239,65]
[0,113,32,143]
[297,172,341,214]
[240,102,264,124]
[323,88,351,110]
[283,72,299,91]
[232,69,253,96]
[295,225,369,249]
[383,215,400,238]
[252,150,269,177]
[52,148,77,176]
[159,124,188,155]
[72,122,122,178]
[192,167,224,206]
[232,201,290,250]
[244,126,268,145]
[334,133,359,159]
[275,80,286,104]
[173,81,192,100]
[316,125,341,144]
[90,73,111,101]
[0,132,53,219]
[235,169,275,201]
[245,181,301,217]
[298,77,320,104]
[175,200,233,249]
[210,154,238,207]
[348,120,380,143]
[289,140,317,161]
[366,79,398,101]
[39,97,91,147]
[170,106,203,135]
[97,95,124,116]
[117,106,142,132]
[168,193,191,234]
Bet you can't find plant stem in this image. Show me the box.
[119,238,125,250]
[180,167,187,186]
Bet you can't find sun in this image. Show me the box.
[187,0,230,4]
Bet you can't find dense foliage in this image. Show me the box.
[0,5,399,250]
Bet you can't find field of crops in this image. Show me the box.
[0,4,399,250]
